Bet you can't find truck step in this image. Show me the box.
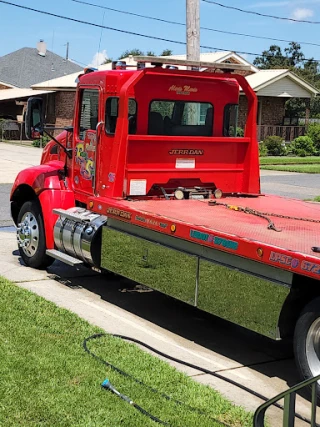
[46,249,83,266]
[53,208,94,223]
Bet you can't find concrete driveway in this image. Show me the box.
[0,141,318,425]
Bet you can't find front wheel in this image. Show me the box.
[17,200,54,269]
[294,297,320,398]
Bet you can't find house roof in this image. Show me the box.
[167,51,259,73]
[0,80,15,89]
[32,71,80,91]
[0,47,82,88]
[33,51,257,89]
[0,88,54,102]
[31,52,319,99]
[246,69,319,97]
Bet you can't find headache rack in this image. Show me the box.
[111,55,252,73]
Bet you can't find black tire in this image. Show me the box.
[17,200,54,269]
[294,297,320,398]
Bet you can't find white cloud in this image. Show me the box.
[290,7,314,19]
[88,50,108,67]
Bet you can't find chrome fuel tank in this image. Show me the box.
[54,207,107,266]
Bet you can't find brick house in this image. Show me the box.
[0,43,82,135]
[2,50,319,141]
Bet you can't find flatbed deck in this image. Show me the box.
[104,194,320,280]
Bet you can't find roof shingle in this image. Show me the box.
[0,47,82,88]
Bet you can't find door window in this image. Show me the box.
[79,89,99,140]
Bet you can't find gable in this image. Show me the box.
[258,76,312,98]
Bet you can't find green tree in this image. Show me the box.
[119,49,144,59]
[253,45,288,69]
[253,42,306,69]
[146,51,156,56]
[161,49,173,56]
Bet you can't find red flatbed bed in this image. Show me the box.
[105,194,320,280]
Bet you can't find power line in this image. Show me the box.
[1,0,320,64]
[202,0,320,24]
[70,0,320,48]
[71,0,186,28]
[0,0,185,46]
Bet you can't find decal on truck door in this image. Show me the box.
[75,130,96,180]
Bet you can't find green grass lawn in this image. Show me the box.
[259,156,320,165]
[0,277,252,427]
[260,164,320,173]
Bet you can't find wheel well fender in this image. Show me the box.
[38,189,75,249]
[11,184,37,225]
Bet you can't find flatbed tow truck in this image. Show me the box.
[10,56,320,396]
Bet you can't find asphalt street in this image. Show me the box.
[261,170,320,200]
[0,141,319,425]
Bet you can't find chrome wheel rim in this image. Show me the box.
[17,212,40,257]
[306,318,320,377]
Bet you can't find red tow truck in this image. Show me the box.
[10,56,320,394]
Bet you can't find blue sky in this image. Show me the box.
[1,0,320,66]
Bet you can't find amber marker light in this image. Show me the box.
[214,189,223,199]
[170,225,176,233]
[257,248,264,258]
[89,201,94,209]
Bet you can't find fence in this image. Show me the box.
[254,374,320,427]
[0,119,25,142]
[257,125,306,142]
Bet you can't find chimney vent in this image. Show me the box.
[37,40,47,57]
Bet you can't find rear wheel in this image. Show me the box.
[17,200,54,269]
[294,297,320,398]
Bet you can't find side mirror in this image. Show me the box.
[25,97,44,139]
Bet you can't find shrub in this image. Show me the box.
[236,127,244,137]
[32,136,50,148]
[307,123,320,151]
[296,149,307,157]
[263,136,286,156]
[291,136,315,156]
[259,143,268,157]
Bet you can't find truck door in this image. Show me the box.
[73,87,102,196]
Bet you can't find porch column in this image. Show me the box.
[257,97,262,141]
[305,98,310,127]
[258,98,263,125]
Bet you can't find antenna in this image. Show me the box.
[51,30,55,53]
[37,40,47,57]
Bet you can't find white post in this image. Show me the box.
[186,0,200,62]
[186,0,200,125]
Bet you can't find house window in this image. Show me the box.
[105,98,137,135]
[149,100,213,136]
[79,89,99,140]
[224,104,239,137]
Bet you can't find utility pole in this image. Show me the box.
[186,0,200,125]
[186,0,200,62]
